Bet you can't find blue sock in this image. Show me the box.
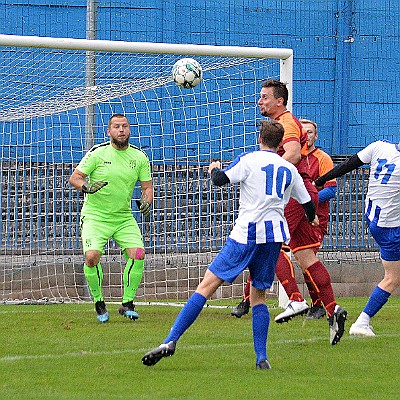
[363,286,391,318]
[165,292,207,343]
[252,303,270,364]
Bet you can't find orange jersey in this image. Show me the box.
[275,110,312,185]
[307,148,336,185]
[308,147,336,233]
[276,111,308,158]
[273,111,319,245]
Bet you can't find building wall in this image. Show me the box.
[1,0,399,156]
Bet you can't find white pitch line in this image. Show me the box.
[1,302,400,316]
[0,302,232,314]
[2,334,400,363]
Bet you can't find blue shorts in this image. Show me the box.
[208,238,282,290]
[367,222,400,262]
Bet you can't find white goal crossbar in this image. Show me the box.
[0,34,293,110]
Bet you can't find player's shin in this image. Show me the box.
[122,258,144,303]
[84,263,104,302]
[252,303,270,364]
[305,261,336,316]
[275,251,303,302]
[303,271,322,306]
[165,292,207,343]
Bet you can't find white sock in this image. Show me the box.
[354,311,370,326]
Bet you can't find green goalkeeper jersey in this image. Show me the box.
[77,142,152,221]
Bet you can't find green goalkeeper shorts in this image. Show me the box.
[80,215,144,255]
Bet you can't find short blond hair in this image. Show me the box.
[299,118,318,134]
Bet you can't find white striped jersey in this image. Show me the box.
[358,140,400,228]
[223,149,311,244]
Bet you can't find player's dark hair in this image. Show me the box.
[259,120,284,149]
[108,113,129,128]
[261,80,288,106]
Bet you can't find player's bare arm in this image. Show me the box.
[69,168,108,194]
[137,180,154,217]
[208,161,230,187]
[208,160,221,173]
[69,169,88,191]
[310,214,319,226]
[282,140,301,165]
[140,180,154,204]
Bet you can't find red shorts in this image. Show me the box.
[285,179,321,253]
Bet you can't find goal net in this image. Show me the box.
[0,34,294,303]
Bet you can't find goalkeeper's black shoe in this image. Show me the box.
[118,300,139,320]
[231,299,250,318]
[142,341,176,366]
[95,300,109,323]
[256,360,272,370]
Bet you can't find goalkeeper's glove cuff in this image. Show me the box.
[82,181,108,194]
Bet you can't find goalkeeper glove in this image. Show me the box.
[82,181,108,194]
[136,199,151,217]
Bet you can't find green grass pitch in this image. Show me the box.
[1,297,399,400]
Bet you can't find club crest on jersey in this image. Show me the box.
[129,160,136,169]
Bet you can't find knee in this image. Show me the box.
[250,287,266,307]
[382,273,400,289]
[134,248,145,260]
[85,251,101,267]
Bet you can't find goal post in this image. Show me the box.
[0,34,293,304]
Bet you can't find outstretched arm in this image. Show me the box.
[314,154,364,188]
[208,161,230,186]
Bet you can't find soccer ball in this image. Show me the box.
[172,58,203,89]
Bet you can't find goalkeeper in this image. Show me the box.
[69,113,153,323]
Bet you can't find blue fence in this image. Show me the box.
[0,161,376,253]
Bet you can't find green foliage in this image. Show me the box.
[0,298,399,400]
